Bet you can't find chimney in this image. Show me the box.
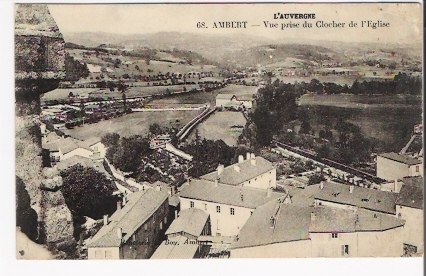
[217,164,224,175]
[246,152,251,160]
[234,165,240,172]
[117,200,122,210]
[168,186,173,196]
[349,185,354,194]
[320,182,324,190]
[186,178,191,186]
[269,216,275,228]
[117,227,122,240]
[267,188,272,197]
[156,185,161,192]
[103,214,109,226]
[311,211,316,221]
[250,153,255,160]
[238,155,244,163]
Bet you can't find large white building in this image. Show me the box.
[200,153,276,190]
[178,178,286,237]
[230,201,406,258]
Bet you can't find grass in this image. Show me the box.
[150,84,259,107]
[63,110,202,140]
[187,111,247,146]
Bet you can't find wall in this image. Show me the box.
[230,240,311,258]
[216,98,232,107]
[120,199,169,259]
[357,227,404,257]
[377,156,410,181]
[240,168,276,189]
[396,205,424,253]
[408,163,423,178]
[62,147,93,160]
[180,197,253,237]
[310,232,358,258]
[91,142,106,159]
[88,247,120,260]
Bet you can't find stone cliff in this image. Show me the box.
[15,4,74,251]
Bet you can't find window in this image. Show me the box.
[230,208,235,215]
[160,222,163,230]
[190,201,194,208]
[332,233,338,239]
[164,216,167,224]
[95,250,102,258]
[146,237,149,244]
[341,245,349,256]
[416,165,420,172]
[204,203,208,211]
[250,211,253,216]
[216,206,221,213]
[144,224,148,231]
[94,146,98,151]
[398,213,402,219]
[105,250,112,259]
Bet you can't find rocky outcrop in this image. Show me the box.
[15,4,74,249]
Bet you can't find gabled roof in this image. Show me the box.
[201,156,274,185]
[396,176,423,209]
[215,94,234,100]
[314,182,397,214]
[58,137,94,154]
[150,236,199,259]
[231,203,405,250]
[231,199,312,249]
[235,94,254,101]
[179,179,284,209]
[87,189,168,248]
[55,155,110,177]
[378,152,422,165]
[165,208,209,237]
[81,136,102,147]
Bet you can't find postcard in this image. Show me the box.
[14,1,422,264]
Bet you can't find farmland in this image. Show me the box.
[149,84,258,107]
[63,110,202,140]
[298,94,422,152]
[187,111,247,146]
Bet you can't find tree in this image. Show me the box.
[101,132,120,147]
[299,120,311,134]
[108,135,151,173]
[135,64,140,71]
[308,173,326,185]
[60,165,117,233]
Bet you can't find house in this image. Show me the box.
[148,181,180,222]
[150,235,206,259]
[165,208,211,240]
[58,137,94,161]
[230,200,405,258]
[44,136,106,162]
[178,178,285,236]
[150,208,211,259]
[376,152,423,181]
[79,137,106,160]
[215,94,254,109]
[395,176,424,254]
[201,153,276,190]
[314,181,398,215]
[54,155,111,178]
[87,188,169,259]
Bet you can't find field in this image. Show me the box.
[187,111,247,146]
[149,84,259,107]
[42,84,200,102]
[63,110,202,140]
[298,94,422,152]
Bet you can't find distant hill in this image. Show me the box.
[63,31,422,68]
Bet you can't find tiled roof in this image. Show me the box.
[55,155,110,177]
[87,189,168,248]
[81,136,102,147]
[379,152,422,165]
[42,140,60,151]
[58,137,80,154]
[231,203,405,249]
[314,182,397,214]
[396,176,423,209]
[150,236,199,259]
[169,195,180,207]
[178,179,284,209]
[201,156,274,185]
[215,94,234,100]
[165,208,209,237]
[231,199,312,249]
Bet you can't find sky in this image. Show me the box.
[46,2,423,44]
